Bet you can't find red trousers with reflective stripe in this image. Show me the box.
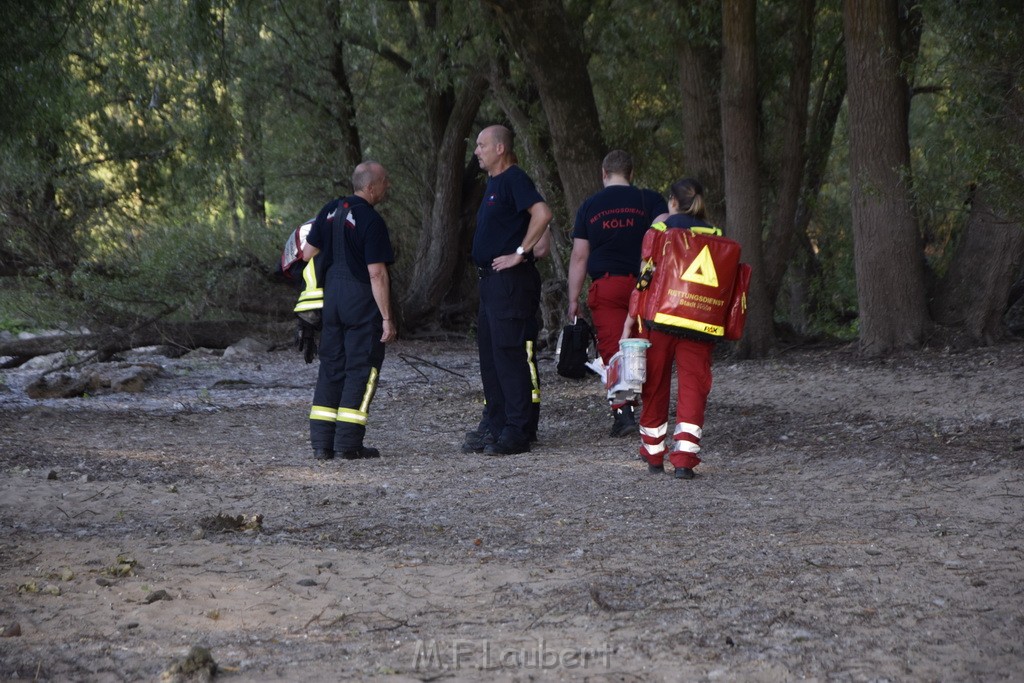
[638,329,714,469]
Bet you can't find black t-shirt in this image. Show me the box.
[472,165,544,267]
[306,196,394,284]
[572,185,667,278]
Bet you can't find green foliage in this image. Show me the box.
[805,198,859,340]
[910,0,1024,278]
[0,277,88,333]
[1,0,1020,341]
[584,3,690,191]
[70,213,283,325]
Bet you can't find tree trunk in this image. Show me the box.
[402,71,489,330]
[932,189,1024,344]
[843,0,928,355]
[0,320,290,364]
[480,0,604,215]
[763,0,815,308]
[721,0,771,358]
[676,5,725,225]
[326,7,362,173]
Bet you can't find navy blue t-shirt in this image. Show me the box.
[572,185,667,279]
[472,166,544,267]
[661,212,716,232]
[306,196,394,284]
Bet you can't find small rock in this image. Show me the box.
[79,473,95,483]
[222,338,270,360]
[1,623,22,637]
[25,372,91,399]
[161,645,217,683]
[47,470,58,480]
[109,368,150,393]
[144,589,172,604]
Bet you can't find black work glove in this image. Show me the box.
[295,312,321,364]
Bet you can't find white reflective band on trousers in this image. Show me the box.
[639,423,669,455]
[674,422,702,439]
[673,422,703,453]
[640,423,668,438]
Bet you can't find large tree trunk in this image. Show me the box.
[721,0,771,358]
[763,0,815,308]
[0,320,290,365]
[843,0,928,355]
[480,0,604,216]
[402,71,489,330]
[676,5,725,225]
[932,189,1024,344]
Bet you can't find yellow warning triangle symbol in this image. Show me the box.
[680,245,719,287]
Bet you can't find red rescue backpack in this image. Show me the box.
[630,223,751,342]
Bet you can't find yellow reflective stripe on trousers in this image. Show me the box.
[358,367,379,415]
[309,405,338,422]
[310,367,378,427]
[337,407,368,426]
[527,341,540,403]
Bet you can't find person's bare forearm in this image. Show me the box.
[368,263,396,343]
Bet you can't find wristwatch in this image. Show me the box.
[516,245,527,256]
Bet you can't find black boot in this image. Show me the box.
[340,446,381,460]
[461,429,495,453]
[609,405,638,437]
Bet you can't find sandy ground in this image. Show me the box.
[1,338,1022,682]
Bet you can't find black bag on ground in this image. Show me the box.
[556,318,595,379]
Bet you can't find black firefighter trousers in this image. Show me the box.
[309,270,385,452]
[476,261,541,447]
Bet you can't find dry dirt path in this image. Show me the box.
[1,339,1022,681]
